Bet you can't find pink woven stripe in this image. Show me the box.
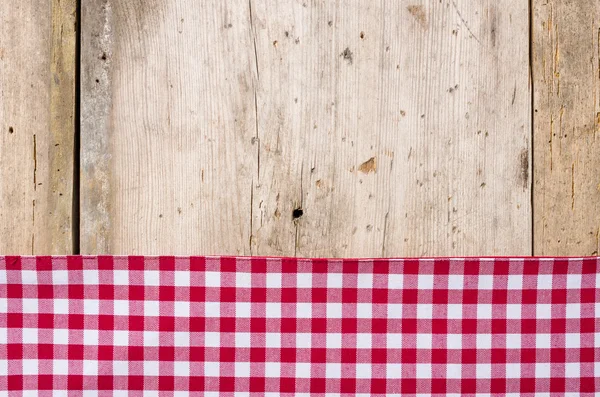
[1,256,599,395]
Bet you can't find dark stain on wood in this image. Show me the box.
[407,5,428,30]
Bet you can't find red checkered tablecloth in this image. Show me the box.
[0,256,599,395]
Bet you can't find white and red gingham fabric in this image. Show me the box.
[0,256,599,396]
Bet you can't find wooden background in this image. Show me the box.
[1,0,598,257]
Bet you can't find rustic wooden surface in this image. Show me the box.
[81,0,257,254]
[80,0,531,256]
[533,0,600,256]
[5,1,599,257]
[0,0,76,254]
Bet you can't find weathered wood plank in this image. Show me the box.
[0,0,76,254]
[81,0,257,254]
[533,1,600,256]
[81,0,531,256]
[251,0,531,257]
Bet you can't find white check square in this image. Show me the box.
[235,272,252,288]
[507,274,523,289]
[114,330,130,346]
[326,303,343,318]
[266,273,282,288]
[235,362,251,377]
[356,333,372,348]
[537,274,553,288]
[326,333,342,348]
[326,273,343,289]
[535,363,551,378]
[174,271,191,286]
[174,332,190,347]
[536,333,551,348]
[536,304,551,319]
[265,303,281,318]
[446,363,462,378]
[22,299,38,314]
[356,363,372,378]
[113,361,129,376]
[506,304,521,319]
[22,360,38,375]
[265,362,280,377]
[505,334,521,349]
[144,301,160,316]
[565,334,581,348]
[113,270,129,285]
[357,303,373,318]
[175,301,190,317]
[53,359,69,375]
[388,274,403,288]
[416,333,432,349]
[295,362,311,378]
[205,302,220,317]
[476,363,492,378]
[53,299,69,314]
[144,361,160,376]
[296,302,312,318]
[84,299,100,315]
[205,272,221,287]
[52,270,69,285]
[386,363,402,378]
[417,275,434,289]
[387,333,402,349]
[22,328,38,344]
[477,304,492,319]
[83,329,99,345]
[83,360,99,376]
[478,275,494,289]
[296,333,312,348]
[265,334,281,348]
[416,363,432,378]
[387,304,402,319]
[476,334,492,349]
[53,329,69,344]
[506,363,520,378]
[204,332,220,347]
[326,363,342,378]
[448,275,464,289]
[83,270,99,285]
[174,361,190,376]
[296,274,312,289]
[358,272,373,287]
[205,362,220,377]
[566,274,582,289]
[565,303,581,319]
[143,331,159,346]
[447,304,463,319]
[144,271,160,286]
[235,332,251,348]
[447,334,462,349]
[21,270,37,284]
[417,304,433,319]
[565,363,580,377]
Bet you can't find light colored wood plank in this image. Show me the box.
[533,1,600,256]
[0,0,76,254]
[81,0,257,254]
[251,0,531,257]
[81,0,531,256]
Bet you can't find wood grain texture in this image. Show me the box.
[81,0,257,254]
[0,0,76,254]
[251,0,531,257]
[81,0,531,256]
[533,1,600,256]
